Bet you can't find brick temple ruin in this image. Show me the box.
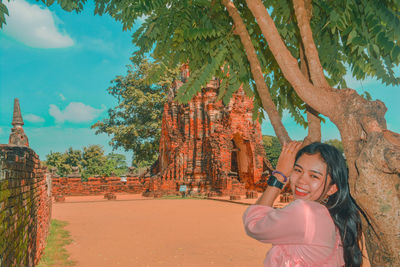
[147,67,273,196]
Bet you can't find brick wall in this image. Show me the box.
[0,145,52,266]
[52,176,144,196]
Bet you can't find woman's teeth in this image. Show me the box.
[295,186,309,196]
[296,187,308,193]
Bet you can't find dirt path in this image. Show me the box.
[52,196,270,267]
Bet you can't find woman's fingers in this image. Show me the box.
[282,141,301,154]
[289,141,302,154]
[274,141,302,180]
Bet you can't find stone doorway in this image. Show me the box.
[230,141,239,174]
[231,133,254,188]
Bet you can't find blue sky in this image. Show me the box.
[0,0,399,165]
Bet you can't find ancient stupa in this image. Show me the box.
[9,98,29,147]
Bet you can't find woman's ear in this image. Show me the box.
[327,184,338,196]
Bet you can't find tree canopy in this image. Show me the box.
[44,145,128,179]
[36,0,396,127]
[91,58,179,168]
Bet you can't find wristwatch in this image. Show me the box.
[267,175,284,190]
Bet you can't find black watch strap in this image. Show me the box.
[267,175,284,190]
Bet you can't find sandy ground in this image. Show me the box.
[52,195,270,267]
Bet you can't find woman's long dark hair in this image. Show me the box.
[296,142,363,267]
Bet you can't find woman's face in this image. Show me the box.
[290,153,336,201]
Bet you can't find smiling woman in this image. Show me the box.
[244,142,366,267]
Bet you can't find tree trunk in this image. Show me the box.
[245,0,400,265]
[333,90,400,266]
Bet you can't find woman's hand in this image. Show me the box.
[274,141,302,182]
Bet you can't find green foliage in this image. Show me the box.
[81,145,108,179]
[311,0,400,86]
[324,139,344,153]
[44,145,128,179]
[361,91,373,101]
[91,58,179,168]
[262,135,282,168]
[106,153,128,176]
[64,147,82,169]
[45,152,70,177]
[0,2,8,28]
[121,0,399,126]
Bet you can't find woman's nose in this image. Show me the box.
[297,173,307,183]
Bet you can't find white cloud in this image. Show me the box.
[59,93,66,101]
[24,114,45,123]
[49,102,105,123]
[2,0,74,48]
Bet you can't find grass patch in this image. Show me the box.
[37,219,76,267]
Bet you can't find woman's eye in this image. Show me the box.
[311,175,320,179]
[294,168,301,173]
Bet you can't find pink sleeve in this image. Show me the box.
[243,200,314,244]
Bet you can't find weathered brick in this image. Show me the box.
[0,145,51,266]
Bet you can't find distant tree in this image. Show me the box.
[324,139,344,153]
[92,58,179,168]
[64,147,82,168]
[81,145,108,179]
[106,153,128,176]
[45,145,128,179]
[45,151,69,177]
[262,135,282,168]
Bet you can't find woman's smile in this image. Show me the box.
[294,186,309,197]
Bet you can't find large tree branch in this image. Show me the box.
[293,0,330,88]
[303,106,321,145]
[245,0,339,118]
[222,0,291,144]
[299,42,321,144]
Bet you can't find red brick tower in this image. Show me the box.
[150,69,271,196]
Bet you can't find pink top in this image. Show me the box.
[243,199,345,267]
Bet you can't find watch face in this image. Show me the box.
[268,175,284,189]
